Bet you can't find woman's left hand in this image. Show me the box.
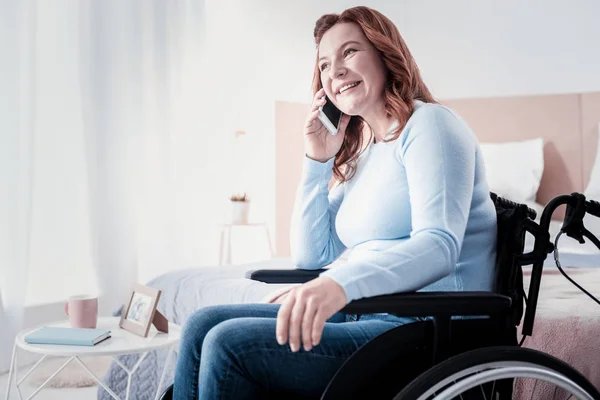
[276,276,348,352]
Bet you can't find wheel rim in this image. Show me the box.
[412,361,594,400]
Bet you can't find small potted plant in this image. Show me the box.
[229,192,250,224]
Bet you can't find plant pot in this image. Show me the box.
[231,201,250,224]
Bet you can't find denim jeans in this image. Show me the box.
[172,303,415,399]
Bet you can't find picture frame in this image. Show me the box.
[119,283,168,338]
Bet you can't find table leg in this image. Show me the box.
[154,346,175,400]
[125,352,149,400]
[17,355,48,388]
[73,357,120,400]
[226,226,232,264]
[14,349,22,400]
[26,357,75,400]
[15,356,118,400]
[5,345,178,400]
[263,225,274,257]
[218,226,225,265]
[4,343,17,400]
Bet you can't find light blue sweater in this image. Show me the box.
[290,100,497,303]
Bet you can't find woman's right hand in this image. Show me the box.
[303,88,351,163]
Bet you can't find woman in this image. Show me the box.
[172,6,497,399]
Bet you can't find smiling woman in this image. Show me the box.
[169,6,497,400]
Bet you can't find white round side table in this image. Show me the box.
[4,317,181,400]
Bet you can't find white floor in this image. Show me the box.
[0,371,97,400]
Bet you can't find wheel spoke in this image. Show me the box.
[489,380,496,400]
[479,384,488,400]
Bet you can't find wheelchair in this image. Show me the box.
[159,192,600,399]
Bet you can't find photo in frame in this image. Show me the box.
[119,283,168,337]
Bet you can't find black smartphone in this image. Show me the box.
[318,96,343,136]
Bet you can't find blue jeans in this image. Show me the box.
[172,304,415,399]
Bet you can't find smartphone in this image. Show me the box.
[318,96,343,136]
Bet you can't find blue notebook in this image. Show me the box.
[25,327,111,346]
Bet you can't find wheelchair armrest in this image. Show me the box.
[341,291,511,317]
[246,270,511,317]
[245,268,328,284]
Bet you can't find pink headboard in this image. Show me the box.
[274,92,600,257]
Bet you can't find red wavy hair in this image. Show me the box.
[313,6,437,184]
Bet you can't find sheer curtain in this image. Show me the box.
[80,0,227,315]
[0,0,228,371]
[0,0,36,373]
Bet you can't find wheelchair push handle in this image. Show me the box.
[585,198,600,219]
[522,192,600,338]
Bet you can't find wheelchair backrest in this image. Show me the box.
[490,192,538,327]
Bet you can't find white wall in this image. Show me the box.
[204,0,600,249]
[402,0,600,100]
[207,0,600,102]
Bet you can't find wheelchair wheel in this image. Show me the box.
[394,346,600,400]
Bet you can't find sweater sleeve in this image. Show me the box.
[321,106,477,302]
[289,154,347,269]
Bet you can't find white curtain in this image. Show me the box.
[0,0,231,372]
[0,0,36,373]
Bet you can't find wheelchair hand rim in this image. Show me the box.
[415,364,594,400]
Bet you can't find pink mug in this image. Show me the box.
[65,295,98,329]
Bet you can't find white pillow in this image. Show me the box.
[584,125,600,202]
[479,138,544,204]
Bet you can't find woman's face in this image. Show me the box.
[318,22,387,117]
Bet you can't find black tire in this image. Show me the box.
[159,384,173,400]
[394,346,600,400]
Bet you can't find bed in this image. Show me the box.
[98,91,600,399]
